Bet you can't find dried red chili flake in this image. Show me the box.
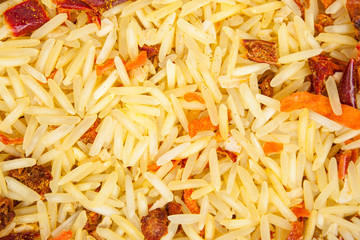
[347,0,360,39]
[52,231,73,240]
[84,210,102,236]
[291,202,310,218]
[294,0,305,17]
[79,118,100,144]
[141,208,170,240]
[8,165,53,198]
[188,116,218,138]
[4,0,49,37]
[0,133,23,145]
[165,201,182,215]
[314,14,334,33]
[258,72,274,98]
[335,147,358,180]
[242,39,278,65]
[320,0,335,9]
[286,221,304,240]
[140,45,160,59]
[338,58,357,108]
[217,147,238,162]
[183,188,200,214]
[0,196,15,231]
[308,54,346,94]
[0,232,40,240]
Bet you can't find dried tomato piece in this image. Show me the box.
[84,210,102,236]
[315,14,334,33]
[140,45,160,59]
[4,0,49,37]
[8,165,52,198]
[184,92,205,104]
[339,59,357,108]
[287,221,304,240]
[188,116,218,138]
[308,54,346,94]
[320,0,335,9]
[291,202,310,218]
[79,118,100,144]
[0,196,15,231]
[165,202,182,215]
[0,133,23,145]
[183,189,200,214]
[217,147,238,162]
[141,208,169,240]
[258,72,274,97]
[242,40,278,65]
[0,232,40,240]
[336,148,358,180]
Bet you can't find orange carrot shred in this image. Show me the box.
[96,58,115,76]
[280,92,360,130]
[0,133,23,145]
[125,51,148,71]
[188,116,218,138]
[147,163,161,172]
[291,202,310,218]
[263,142,283,155]
[183,188,200,214]
[184,92,205,104]
[52,231,72,240]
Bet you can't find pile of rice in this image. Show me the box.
[0,0,359,239]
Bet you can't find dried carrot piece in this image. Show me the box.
[52,231,73,240]
[280,92,360,130]
[286,221,304,240]
[183,188,200,214]
[290,202,310,218]
[188,116,218,138]
[184,92,205,104]
[0,133,23,145]
[125,51,148,71]
[147,163,161,172]
[263,142,283,155]
[96,58,115,76]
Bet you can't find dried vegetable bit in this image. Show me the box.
[96,58,115,76]
[336,145,358,180]
[290,202,311,218]
[262,142,284,155]
[184,92,205,104]
[287,221,304,240]
[0,232,40,240]
[183,188,200,214]
[188,116,218,138]
[79,118,100,144]
[140,45,160,59]
[217,147,238,162]
[315,14,334,33]
[52,231,73,240]
[308,54,346,94]
[141,208,169,240]
[8,165,53,198]
[242,39,278,65]
[125,51,148,71]
[84,210,102,237]
[258,73,274,98]
[320,0,336,9]
[0,197,15,231]
[0,133,23,145]
[280,92,360,130]
[4,0,49,37]
[347,0,360,39]
[338,59,357,108]
[165,201,182,215]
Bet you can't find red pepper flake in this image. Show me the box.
[290,202,310,218]
[79,118,100,144]
[314,14,334,33]
[286,221,304,240]
[347,0,360,39]
[217,147,238,162]
[320,0,335,8]
[338,58,357,108]
[242,39,278,65]
[141,208,169,240]
[308,54,346,94]
[258,73,274,98]
[188,116,218,138]
[4,0,49,37]
[52,231,73,240]
[184,92,205,104]
[336,145,358,180]
[0,133,23,145]
[140,45,160,59]
[263,142,283,155]
[183,188,200,214]
[96,58,115,76]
